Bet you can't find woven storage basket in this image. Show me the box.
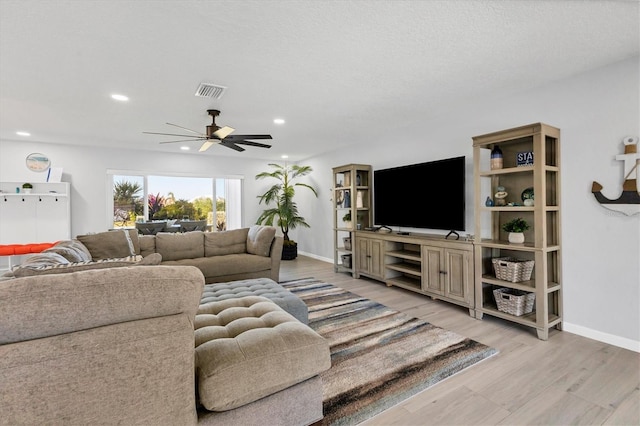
[493,288,535,316]
[492,257,534,282]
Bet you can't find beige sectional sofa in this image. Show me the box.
[1,225,283,284]
[1,265,331,425]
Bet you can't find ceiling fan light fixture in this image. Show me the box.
[195,83,227,99]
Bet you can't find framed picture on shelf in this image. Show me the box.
[335,173,344,187]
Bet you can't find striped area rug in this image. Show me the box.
[281,278,498,426]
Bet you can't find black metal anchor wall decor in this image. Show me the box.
[591,136,640,216]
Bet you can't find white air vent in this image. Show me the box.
[195,83,227,99]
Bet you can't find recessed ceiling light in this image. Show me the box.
[180,146,190,151]
[281,155,289,159]
[16,131,30,136]
[273,118,285,125]
[111,94,129,101]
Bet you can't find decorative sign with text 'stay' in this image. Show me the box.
[516,151,534,167]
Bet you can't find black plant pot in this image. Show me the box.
[281,242,298,260]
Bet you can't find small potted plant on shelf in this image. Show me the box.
[502,217,530,243]
[342,211,352,229]
[22,183,33,194]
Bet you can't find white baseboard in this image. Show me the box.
[562,322,639,353]
[296,251,332,263]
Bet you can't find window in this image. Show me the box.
[108,172,242,231]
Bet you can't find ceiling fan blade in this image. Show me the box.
[234,140,272,149]
[220,141,245,152]
[144,131,204,138]
[159,138,207,144]
[199,141,217,152]
[166,122,206,136]
[212,126,235,139]
[225,134,272,141]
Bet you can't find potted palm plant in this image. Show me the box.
[502,217,530,243]
[255,163,318,260]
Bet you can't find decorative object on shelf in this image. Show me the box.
[21,183,33,194]
[516,151,534,167]
[492,257,535,282]
[356,190,364,208]
[356,173,361,186]
[502,217,529,243]
[521,187,534,206]
[343,190,351,208]
[591,135,640,216]
[340,254,352,268]
[25,153,50,172]
[494,186,508,206]
[485,196,494,207]
[335,190,344,207]
[490,146,503,170]
[343,237,352,251]
[342,211,352,229]
[493,288,535,316]
[255,162,318,260]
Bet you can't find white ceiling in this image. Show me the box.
[1,0,638,161]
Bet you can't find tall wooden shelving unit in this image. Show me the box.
[472,123,562,340]
[332,164,372,276]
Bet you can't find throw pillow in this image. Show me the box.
[42,246,87,263]
[246,225,276,257]
[12,255,143,277]
[77,230,137,260]
[11,252,70,272]
[54,239,93,262]
[139,253,162,265]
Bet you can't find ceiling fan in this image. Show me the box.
[143,109,272,152]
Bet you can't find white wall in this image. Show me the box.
[1,56,638,351]
[296,56,640,351]
[0,143,272,235]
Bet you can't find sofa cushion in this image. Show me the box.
[163,254,270,278]
[12,256,143,278]
[204,228,248,257]
[246,225,276,257]
[155,231,204,261]
[77,230,139,260]
[138,235,156,257]
[194,296,331,412]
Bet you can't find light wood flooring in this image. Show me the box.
[280,255,639,426]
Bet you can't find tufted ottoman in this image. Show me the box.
[195,296,331,425]
[200,277,309,323]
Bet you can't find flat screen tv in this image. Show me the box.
[373,156,465,232]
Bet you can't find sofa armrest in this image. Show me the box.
[269,236,284,282]
[0,265,204,344]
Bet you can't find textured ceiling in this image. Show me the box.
[1,0,638,161]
